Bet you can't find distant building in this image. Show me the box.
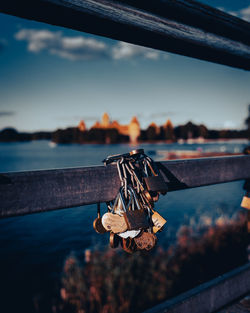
[92,121,101,128]
[78,120,86,132]
[164,119,173,129]
[128,116,141,144]
[78,113,177,143]
[146,122,160,141]
[90,113,141,143]
[102,112,110,128]
[149,122,160,135]
[164,119,175,141]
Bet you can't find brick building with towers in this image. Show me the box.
[78,113,141,144]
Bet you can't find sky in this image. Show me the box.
[0,0,250,132]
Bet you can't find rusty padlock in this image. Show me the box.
[134,231,157,251]
[143,158,168,195]
[122,186,150,231]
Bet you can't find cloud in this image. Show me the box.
[15,29,108,60]
[111,41,168,60]
[15,28,169,61]
[112,42,157,60]
[218,5,250,22]
[0,111,15,117]
[239,5,250,22]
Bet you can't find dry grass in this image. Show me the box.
[52,211,249,313]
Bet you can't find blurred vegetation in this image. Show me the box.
[0,128,52,142]
[40,211,249,313]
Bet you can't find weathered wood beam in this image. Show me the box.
[0,0,250,70]
[0,155,250,218]
[144,262,250,313]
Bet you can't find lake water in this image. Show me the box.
[0,140,249,312]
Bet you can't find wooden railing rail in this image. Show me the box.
[144,262,250,313]
[1,155,250,218]
[0,0,250,70]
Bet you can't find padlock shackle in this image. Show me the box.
[145,158,158,176]
[97,202,101,215]
[128,185,142,211]
[118,187,133,212]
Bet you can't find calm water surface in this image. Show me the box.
[0,140,248,312]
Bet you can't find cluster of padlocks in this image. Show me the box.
[93,149,168,253]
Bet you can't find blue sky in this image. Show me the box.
[0,0,250,132]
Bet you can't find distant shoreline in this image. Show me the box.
[0,138,249,144]
[0,125,249,144]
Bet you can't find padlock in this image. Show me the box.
[102,186,135,234]
[121,237,137,254]
[93,203,107,234]
[109,232,120,248]
[101,212,128,233]
[241,192,250,233]
[115,187,141,238]
[241,192,250,210]
[102,187,148,235]
[122,186,150,231]
[134,231,157,251]
[142,189,155,208]
[101,190,129,233]
[143,159,168,195]
[144,176,168,194]
[151,209,167,233]
[100,150,170,251]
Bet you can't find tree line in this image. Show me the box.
[0,121,249,143]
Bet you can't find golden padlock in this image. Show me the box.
[151,209,167,233]
[241,193,250,210]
